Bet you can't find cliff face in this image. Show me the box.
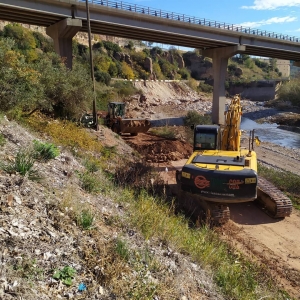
[183,52,213,80]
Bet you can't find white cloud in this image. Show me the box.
[237,16,297,28]
[242,0,300,10]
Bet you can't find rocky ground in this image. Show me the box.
[0,117,224,300]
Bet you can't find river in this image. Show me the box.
[241,117,300,148]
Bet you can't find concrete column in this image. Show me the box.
[46,18,82,69]
[203,45,246,124]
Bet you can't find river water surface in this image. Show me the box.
[241,117,300,148]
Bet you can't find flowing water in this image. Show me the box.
[241,117,300,148]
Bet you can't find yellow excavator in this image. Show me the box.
[176,95,292,224]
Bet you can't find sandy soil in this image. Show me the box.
[125,131,300,298]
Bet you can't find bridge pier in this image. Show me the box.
[203,45,246,124]
[46,18,82,69]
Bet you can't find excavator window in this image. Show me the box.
[195,132,217,150]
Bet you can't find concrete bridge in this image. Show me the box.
[1,0,300,124]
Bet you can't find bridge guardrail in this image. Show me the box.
[78,0,300,43]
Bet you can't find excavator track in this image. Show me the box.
[176,188,230,225]
[257,176,292,218]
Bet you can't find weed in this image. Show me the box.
[24,115,103,153]
[0,133,5,146]
[115,238,130,261]
[78,171,100,193]
[1,149,41,181]
[33,140,60,160]
[14,258,44,281]
[101,145,116,159]
[83,158,99,173]
[53,266,76,286]
[77,208,94,230]
[258,163,300,209]
[115,189,284,299]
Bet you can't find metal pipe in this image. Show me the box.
[85,0,98,130]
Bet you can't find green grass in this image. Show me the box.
[77,208,94,230]
[0,133,5,146]
[1,149,41,181]
[115,238,130,261]
[258,163,300,209]
[77,171,101,193]
[113,189,287,300]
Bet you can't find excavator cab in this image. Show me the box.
[193,125,220,151]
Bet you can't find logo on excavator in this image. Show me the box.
[226,179,244,190]
[194,176,210,189]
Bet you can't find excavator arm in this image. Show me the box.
[221,95,242,151]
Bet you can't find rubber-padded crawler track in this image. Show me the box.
[257,176,292,218]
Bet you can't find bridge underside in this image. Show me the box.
[1,1,300,124]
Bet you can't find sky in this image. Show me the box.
[128,0,300,49]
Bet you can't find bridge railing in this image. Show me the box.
[79,0,300,43]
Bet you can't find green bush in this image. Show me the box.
[102,40,121,54]
[277,79,300,106]
[115,239,130,261]
[198,82,213,93]
[178,68,191,80]
[33,140,60,160]
[111,81,139,97]
[95,70,111,85]
[0,38,43,112]
[150,126,176,139]
[184,111,212,127]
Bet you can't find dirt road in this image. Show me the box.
[125,132,300,298]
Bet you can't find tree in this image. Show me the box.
[3,24,36,50]
[121,62,134,79]
[0,38,43,112]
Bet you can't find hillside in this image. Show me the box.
[0,116,226,299]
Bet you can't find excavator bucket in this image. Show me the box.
[119,119,151,135]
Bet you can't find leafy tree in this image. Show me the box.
[35,57,93,118]
[152,62,164,79]
[244,58,254,69]
[0,38,43,112]
[102,41,121,55]
[3,24,36,50]
[158,58,176,79]
[95,70,111,85]
[108,62,118,77]
[178,68,190,80]
[121,62,134,79]
[33,31,54,53]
